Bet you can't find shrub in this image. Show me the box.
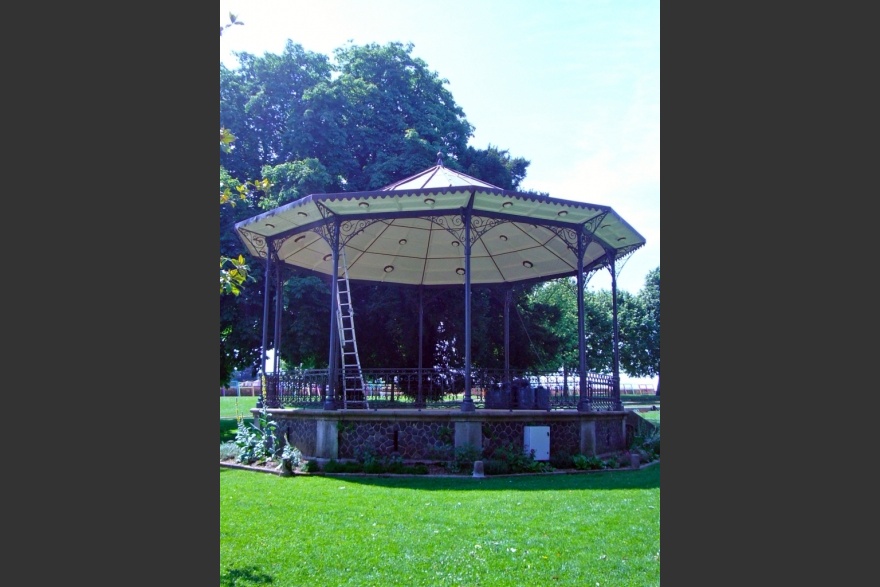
[220,441,240,461]
[324,459,364,473]
[550,451,574,469]
[613,452,631,468]
[482,459,510,475]
[381,454,406,474]
[488,443,552,474]
[447,443,482,474]
[406,463,428,475]
[354,446,386,473]
[278,439,303,475]
[630,428,660,462]
[602,457,621,469]
[234,406,280,465]
[572,454,604,470]
[302,460,321,473]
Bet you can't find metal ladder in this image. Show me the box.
[336,248,368,409]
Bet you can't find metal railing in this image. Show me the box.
[260,367,618,411]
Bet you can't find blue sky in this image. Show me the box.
[220,0,659,296]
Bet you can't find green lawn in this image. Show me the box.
[220,396,258,419]
[220,464,660,586]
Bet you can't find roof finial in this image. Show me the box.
[436,151,443,167]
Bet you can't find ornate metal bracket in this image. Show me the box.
[236,227,269,259]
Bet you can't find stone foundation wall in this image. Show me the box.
[278,418,317,456]
[261,409,629,461]
[595,417,625,455]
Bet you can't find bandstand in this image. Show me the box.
[233,158,646,460]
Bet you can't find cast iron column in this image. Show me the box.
[577,234,591,412]
[259,248,272,409]
[504,287,511,389]
[267,263,283,408]
[609,253,623,411]
[461,208,475,412]
[417,286,424,408]
[324,221,340,410]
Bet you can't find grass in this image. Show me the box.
[220,464,660,586]
[220,396,258,419]
[221,397,259,443]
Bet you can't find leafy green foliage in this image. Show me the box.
[549,450,575,469]
[281,440,302,467]
[458,144,530,190]
[620,267,660,386]
[353,448,429,475]
[323,459,363,473]
[220,441,240,461]
[219,254,253,296]
[630,428,661,463]
[524,269,660,380]
[447,443,483,474]
[572,454,604,470]
[486,443,553,474]
[258,159,332,210]
[526,277,621,372]
[233,406,279,465]
[219,127,236,154]
[278,438,303,475]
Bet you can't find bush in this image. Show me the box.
[447,444,482,474]
[550,451,574,469]
[406,463,429,475]
[482,459,510,475]
[324,459,364,473]
[220,441,240,461]
[319,454,428,475]
[487,443,553,474]
[303,460,321,473]
[234,406,280,465]
[572,454,604,470]
[630,428,660,462]
[278,439,303,474]
[603,457,621,469]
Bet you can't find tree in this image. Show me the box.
[220,41,335,182]
[619,267,660,393]
[458,144,530,191]
[330,41,474,190]
[219,15,263,298]
[219,159,263,296]
[527,278,579,369]
[219,40,535,380]
[527,269,658,381]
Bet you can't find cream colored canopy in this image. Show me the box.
[234,164,646,286]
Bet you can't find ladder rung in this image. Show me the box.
[338,248,367,407]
